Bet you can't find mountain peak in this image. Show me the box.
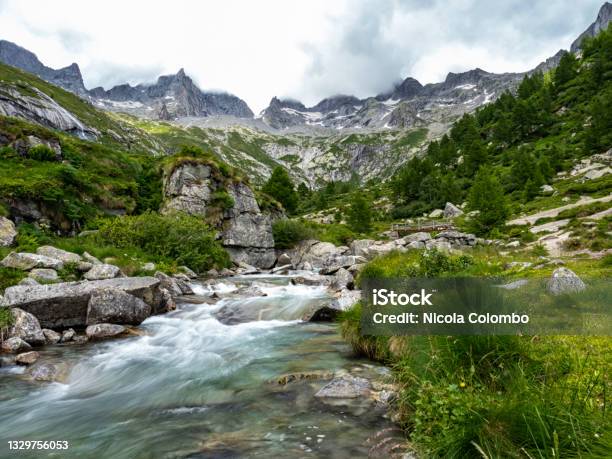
[571,2,612,52]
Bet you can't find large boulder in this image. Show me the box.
[0,277,165,328]
[0,216,17,247]
[444,202,464,218]
[15,351,39,365]
[85,323,126,340]
[350,239,375,258]
[84,264,122,280]
[8,308,45,345]
[42,328,61,344]
[86,287,152,325]
[548,268,586,295]
[399,232,431,244]
[331,268,354,291]
[29,363,69,382]
[1,252,63,271]
[305,289,361,321]
[35,246,82,264]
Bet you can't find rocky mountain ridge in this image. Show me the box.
[0,40,253,120]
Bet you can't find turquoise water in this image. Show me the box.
[0,276,396,458]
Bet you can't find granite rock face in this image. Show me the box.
[162,162,277,268]
[86,287,152,325]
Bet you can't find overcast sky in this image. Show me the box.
[0,0,605,112]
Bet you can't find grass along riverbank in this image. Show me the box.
[339,249,611,457]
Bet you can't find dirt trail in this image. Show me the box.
[508,194,612,226]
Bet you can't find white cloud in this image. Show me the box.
[0,0,605,112]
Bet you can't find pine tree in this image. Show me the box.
[554,52,577,92]
[346,193,372,233]
[468,167,508,235]
[262,167,298,214]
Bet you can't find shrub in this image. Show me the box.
[96,212,229,273]
[272,219,315,249]
[27,144,56,161]
[210,190,235,210]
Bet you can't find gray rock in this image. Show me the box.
[425,240,452,251]
[400,232,431,244]
[506,241,520,248]
[496,279,529,290]
[0,216,17,247]
[42,328,61,344]
[35,246,81,264]
[82,251,102,265]
[178,266,197,278]
[18,277,40,286]
[331,268,354,291]
[28,268,59,283]
[8,308,45,345]
[87,287,151,325]
[305,289,361,321]
[1,277,164,328]
[276,253,292,266]
[73,335,89,345]
[271,264,292,274]
[505,261,532,270]
[548,268,586,295]
[206,269,219,278]
[155,271,183,297]
[444,202,464,218]
[85,323,126,340]
[142,262,156,272]
[314,375,371,398]
[291,273,332,287]
[29,363,69,382]
[84,264,121,280]
[219,268,234,277]
[1,252,63,271]
[429,209,444,218]
[540,184,554,194]
[77,261,93,272]
[349,239,375,258]
[61,328,76,342]
[1,336,31,353]
[15,351,39,365]
[406,240,426,250]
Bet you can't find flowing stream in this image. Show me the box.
[0,274,397,458]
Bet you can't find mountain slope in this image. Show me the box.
[571,1,612,52]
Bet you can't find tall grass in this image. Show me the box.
[340,250,611,457]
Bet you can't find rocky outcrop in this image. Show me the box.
[444,202,463,218]
[0,217,17,247]
[162,161,277,268]
[83,263,122,280]
[0,83,97,139]
[571,2,612,53]
[1,277,166,328]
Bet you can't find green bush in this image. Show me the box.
[0,306,14,330]
[96,212,229,273]
[27,144,56,161]
[210,190,235,210]
[272,219,315,249]
[0,267,25,294]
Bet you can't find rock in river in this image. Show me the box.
[1,337,31,353]
[315,375,372,398]
[86,287,151,325]
[0,277,165,328]
[85,323,126,340]
[15,351,39,365]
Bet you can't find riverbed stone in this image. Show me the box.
[1,337,31,353]
[61,328,76,342]
[84,263,121,280]
[15,351,39,365]
[0,216,17,247]
[85,323,126,340]
[155,271,183,296]
[42,328,61,344]
[0,277,164,328]
[305,289,361,321]
[86,287,151,325]
[28,268,59,283]
[314,375,371,398]
[0,252,63,271]
[29,363,69,382]
[331,268,354,291]
[548,268,586,295]
[178,266,198,278]
[9,308,45,345]
[276,253,292,267]
[36,246,82,264]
